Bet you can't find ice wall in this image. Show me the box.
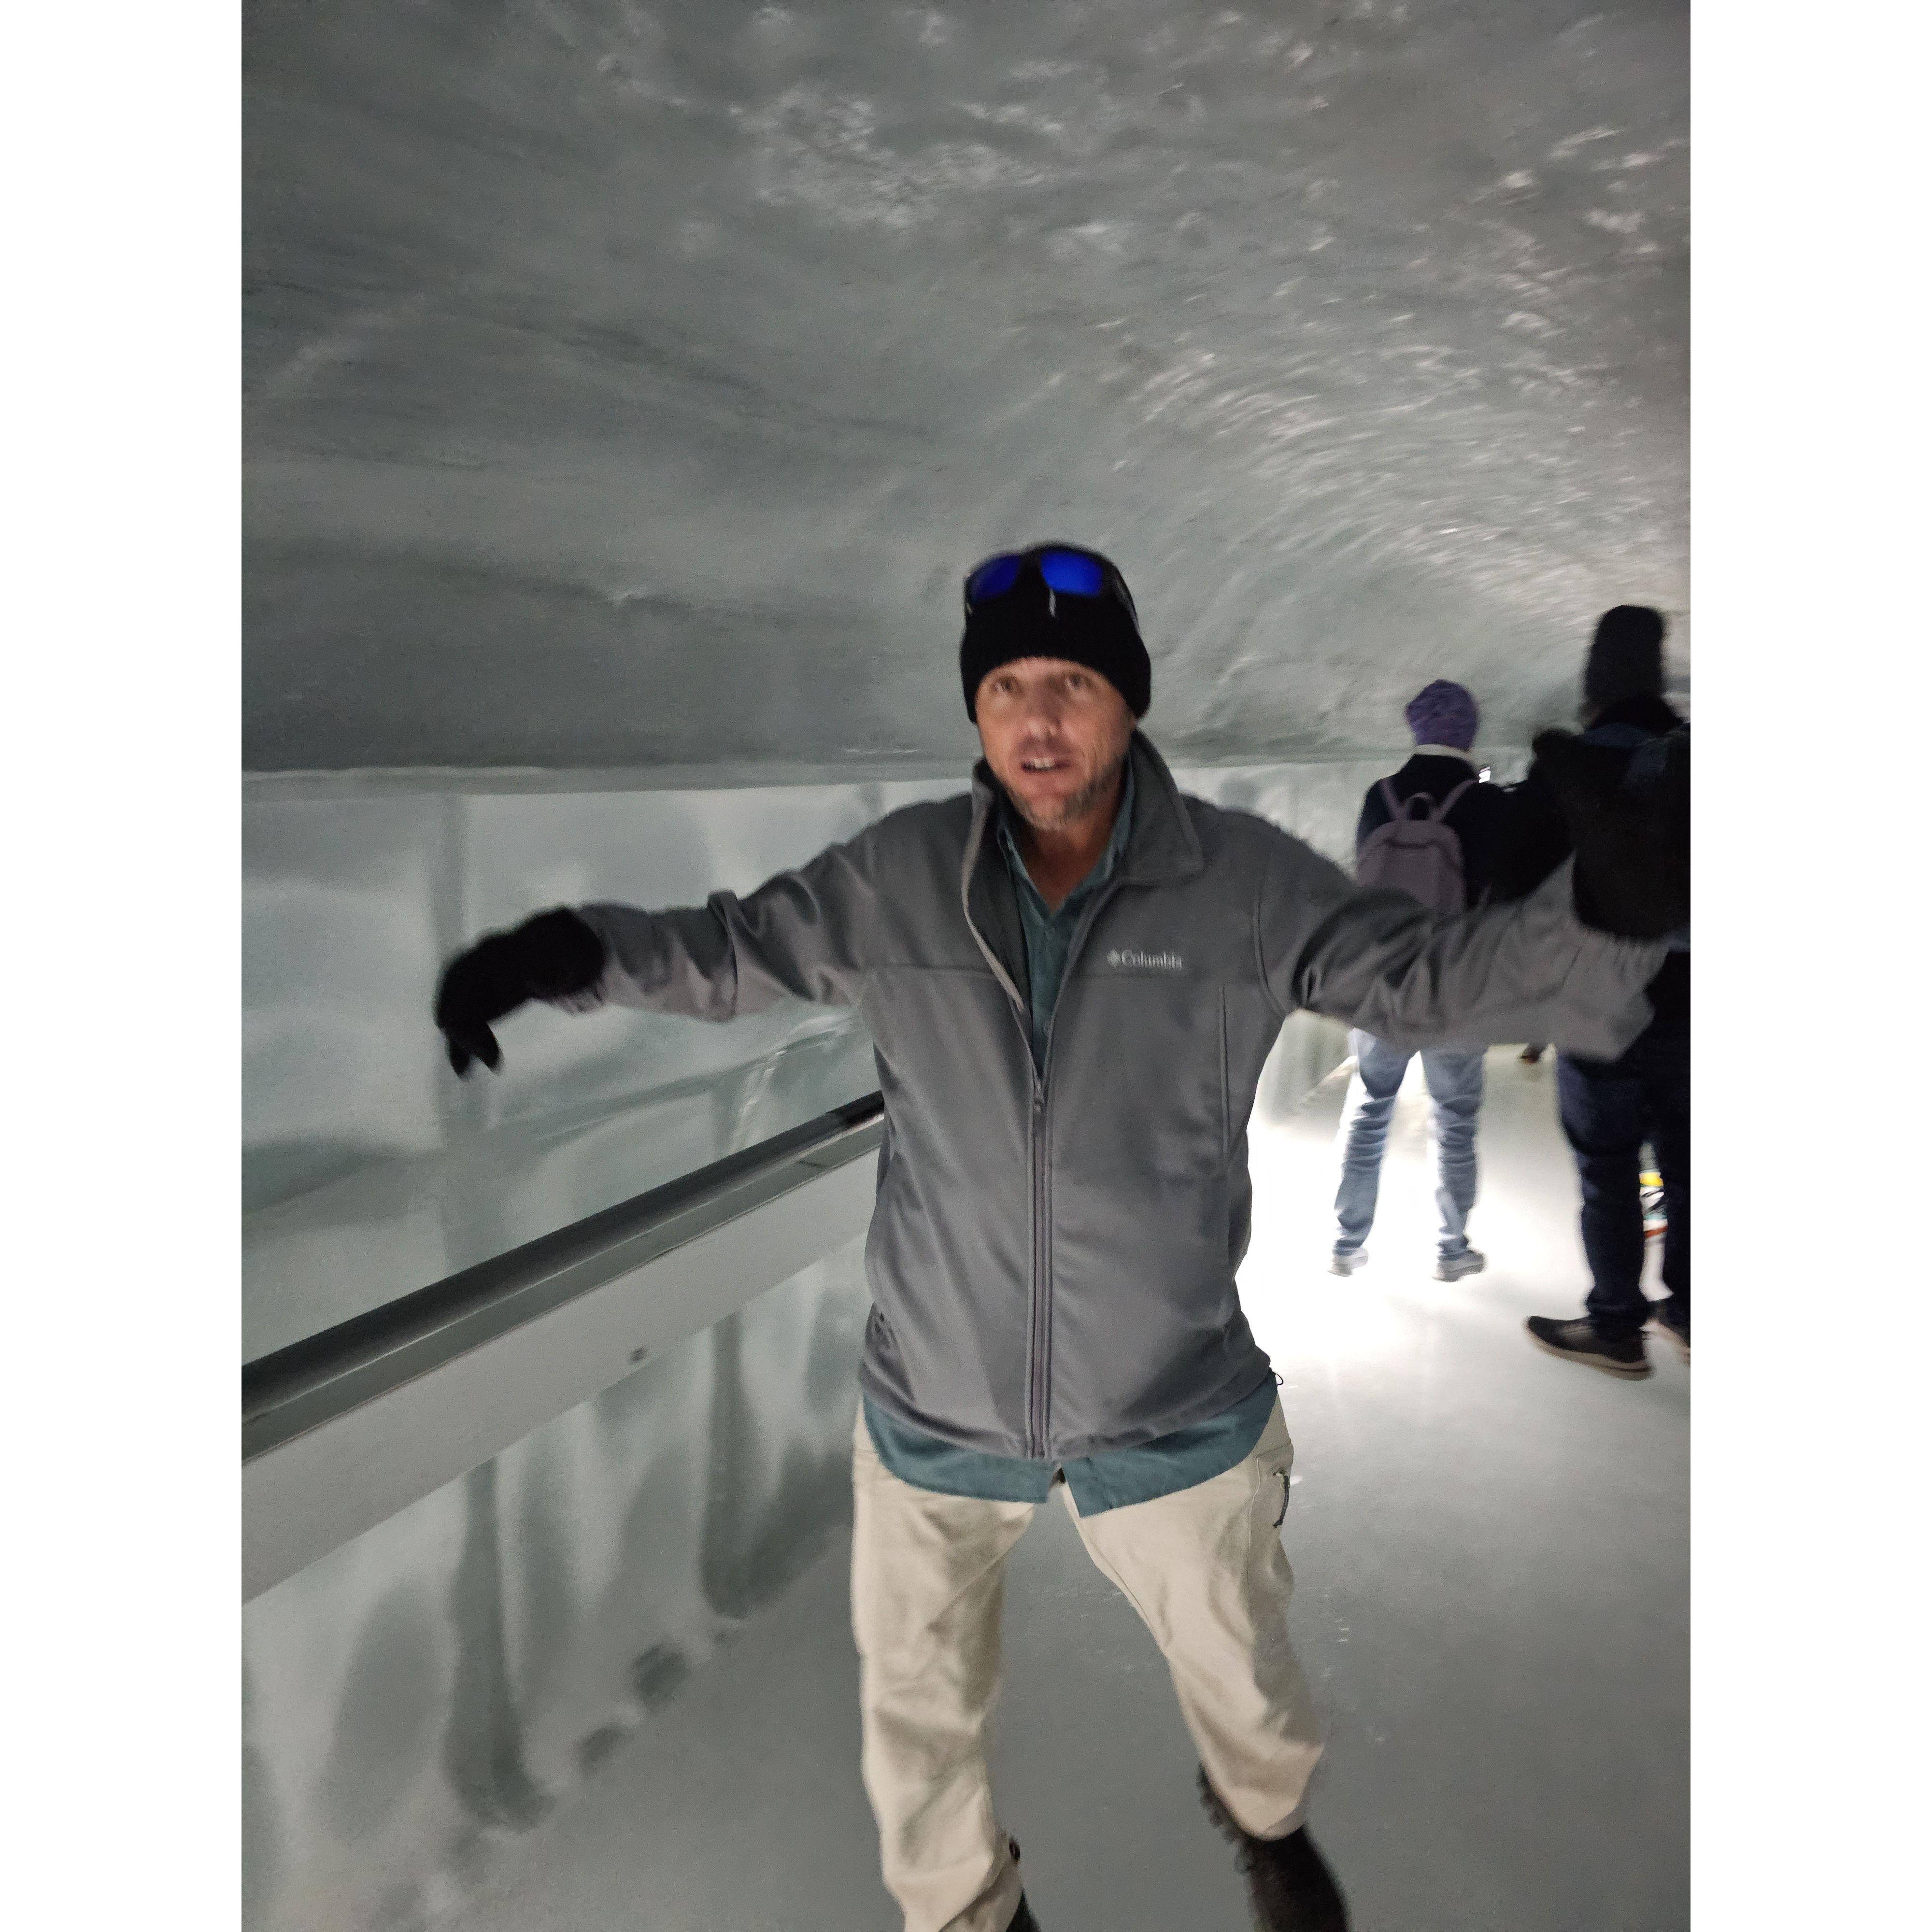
[243,774,952,1359]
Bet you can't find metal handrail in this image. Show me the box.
[242,1092,885,1463]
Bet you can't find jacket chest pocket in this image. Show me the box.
[1048,973,1230,1177]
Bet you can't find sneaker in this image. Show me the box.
[1525,1315,1650,1378]
[1433,1247,1486,1282]
[1198,1769,1349,1930]
[1329,1248,1368,1277]
[1648,1303,1690,1363]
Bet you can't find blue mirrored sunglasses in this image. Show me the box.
[963,547,1131,615]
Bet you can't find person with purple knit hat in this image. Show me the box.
[1330,680,1509,1281]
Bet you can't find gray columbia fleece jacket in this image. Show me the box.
[576,733,1662,1463]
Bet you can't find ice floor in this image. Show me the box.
[452,1047,1688,1932]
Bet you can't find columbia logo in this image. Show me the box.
[1107,948,1185,971]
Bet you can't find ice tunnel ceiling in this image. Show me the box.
[243,1,1688,772]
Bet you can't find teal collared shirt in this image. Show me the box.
[995,762,1136,1070]
[862,761,1274,1513]
[863,1375,1277,1514]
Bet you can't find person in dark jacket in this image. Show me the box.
[1499,606,1690,1378]
[1330,680,1509,1282]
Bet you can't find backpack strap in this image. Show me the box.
[1381,775,1477,824]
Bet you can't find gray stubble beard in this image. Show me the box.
[1008,749,1128,833]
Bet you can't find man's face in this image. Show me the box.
[975,657,1136,831]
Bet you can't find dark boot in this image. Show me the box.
[1003,1835,1041,1931]
[1198,1769,1349,1932]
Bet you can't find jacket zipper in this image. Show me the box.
[1024,878,1128,1458]
[959,808,1055,1459]
[1028,1077,1049,1457]
[959,793,1136,1462]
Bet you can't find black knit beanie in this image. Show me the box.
[1584,605,1667,708]
[960,546,1151,720]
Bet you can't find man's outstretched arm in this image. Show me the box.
[1271,857,1666,1061]
[1260,732,1686,1060]
[433,832,880,1075]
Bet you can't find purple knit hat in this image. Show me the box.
[1405,680,1479,751]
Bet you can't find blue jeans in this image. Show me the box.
[1557,1024,1690,1340]
[1333,1032,1486,1261]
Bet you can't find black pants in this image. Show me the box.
[1556,1023,1689,1340]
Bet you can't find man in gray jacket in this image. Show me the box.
[435,545,1677,1932]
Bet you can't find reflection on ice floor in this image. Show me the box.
[446,1048,1688,1932]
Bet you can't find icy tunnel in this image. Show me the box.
[242,6,1689,1930]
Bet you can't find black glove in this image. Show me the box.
[433,908,609,1076]
[1533,726,1689,939]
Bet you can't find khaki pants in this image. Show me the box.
[851,1400,1323,1932]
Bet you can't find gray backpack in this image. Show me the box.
[1355,778,1476,915]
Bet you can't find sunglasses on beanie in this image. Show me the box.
[962,546,1139,624]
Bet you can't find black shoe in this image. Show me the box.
[1525,1315,1650,1378]
[1001,1836,1040,1932]
[1648,1302,1690,1363]
[1198,1769,1349,1931]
